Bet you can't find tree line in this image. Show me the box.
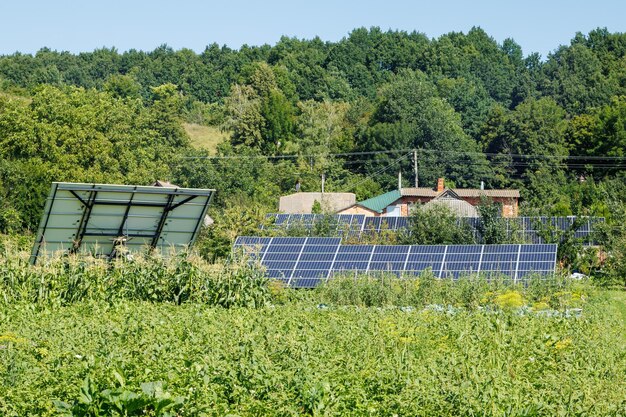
[1,27,626,247]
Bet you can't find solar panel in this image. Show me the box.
[440,245,481,278]
[263,214,603,245]
[361,216,412,233]
[235,236,342,287]
[461,216,604,245]
[264,213,367,235]
[234,238,558,288]
[31,182,215,264]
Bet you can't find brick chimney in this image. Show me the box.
[436,177,445,192]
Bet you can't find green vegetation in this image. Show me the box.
[3,26,626,415]
[398,204,476,245]
[1,262,625,415]
[0,244,271,308]
[2,29,626,223]
[3,29,626,278]
[184,123,230,153]
[1,236,625,415]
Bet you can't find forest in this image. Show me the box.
[1,27,626,261]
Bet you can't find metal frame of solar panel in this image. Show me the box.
[30,182,215,264]
[234,237,557,288]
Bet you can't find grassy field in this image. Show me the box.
[184,123,229,153]
[1,241,625,415]
[1,287,625,415]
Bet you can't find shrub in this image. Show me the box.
[399,204,476,245]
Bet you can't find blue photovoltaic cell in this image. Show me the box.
[274,214,290,225]
[373,245,410,254]
[301,246,336,255]
[484,244,519,253]
[264,214,366,234]
[264,260,297,269]
[260,251,288,260]
[334,259,369,270]
[371,253,407,262]
[233,238,557,288]
[234,236,271,246]
[482,253,517,262]
[407,254,443,262]
[305,237,342,245]
[445,253,481,262]
[266,244,304,253]
[299,253,335,261]
[410,245,447,254]
[297,261,333,270]
[233,236,272,259]
[291,271,329,289]
[363,217,380,229]
[338,245,374,253]
[266,269,291,278]
[396,217,410,229]
[274,237,308,245]
[336,253,371,261]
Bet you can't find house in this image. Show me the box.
[279,192,356,214]
[338,178,520,217]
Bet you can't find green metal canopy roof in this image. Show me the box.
[356,190,401,213]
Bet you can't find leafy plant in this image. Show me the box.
[54,376,184,417]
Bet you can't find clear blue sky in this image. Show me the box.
[1,0,625,58]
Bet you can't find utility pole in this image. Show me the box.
[321,173,325,193]
[413,149,419,187]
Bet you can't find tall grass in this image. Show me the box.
[0,234,592,311]
[315,270,592,310]
[0,247,270,308]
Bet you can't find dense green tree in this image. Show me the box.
[225,62,295,153]
[360,70,491,188]
[571,96,626,156]
[2,27,626,238]
[0,85,189,229]
[436,76,494,140]
[541,42,616,114]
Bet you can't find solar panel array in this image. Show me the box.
[263,214,603,244]
[264,213,409,233]
[362,216,410,233]
[515,216,602,243]
[234,237,557,288]
[263,214,365,234]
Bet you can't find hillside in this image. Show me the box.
[184,123,229,153]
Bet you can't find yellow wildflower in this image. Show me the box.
[555,338,572,350]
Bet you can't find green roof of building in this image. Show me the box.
[356,190,401,213]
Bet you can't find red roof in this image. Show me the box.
[401,188,520,198]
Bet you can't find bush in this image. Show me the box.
[399,204,476,245]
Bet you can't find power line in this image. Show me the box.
[178,148,626,162]
[342,152,412,193]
